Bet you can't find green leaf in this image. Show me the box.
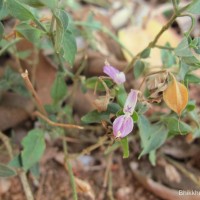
[16,22,43,44]
[54,9,69,52]
[7,0,38,21]
[178,61,189,80]
[149,151,156,166]
[39,0,56,10]
[161,46,176,68]
[132,111,138,122]
[0,0,3,10]
[134,60,145,78]
[163,117,192,135]
[0,21,3,41]
[6,0,46,31]
[138,115,168,157]
[21,129,45,171]
[81,110,110,124]
[61,30,77,66]
[120,137,129,158]
[140,48,151,58]
[19,0,43,7]
[175,38,193,57]
[30,163,40,178]
[187,0,200,14]
[139,125,168,157]
[0,163,17,177]
[8,155,23,168]
[185,73,200,84]
[186,100,196,112]
[51,73,67,104]
[116,85,127,107]
[0,1,9,20]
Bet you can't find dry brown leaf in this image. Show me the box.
[163,74,188,115]
[0,92,34,131]
[75,177,95,200]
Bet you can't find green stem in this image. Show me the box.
[62,140,78,200]
[172,0,178,13]
[179,14,195,37]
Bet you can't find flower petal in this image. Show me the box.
[103,65,126,85]
[113,115,134,138]
[114,72,126,85]
[103,65,119,80]
[123,89,138,115]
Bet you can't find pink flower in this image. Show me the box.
[103,65,125,85]
[113,90,138,138]
[113,115,133,138]
[123,89,138,115]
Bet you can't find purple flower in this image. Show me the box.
[113,115,133,138]
[103,65,125,85]
[123,89,138,115]
[113,89,138,138]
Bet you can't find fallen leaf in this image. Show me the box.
[118,17,180,67]
[0,92,34,130]
[163,74,188,115]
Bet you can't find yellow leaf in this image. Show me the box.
[118,18,180,67]
[163,75,188,115]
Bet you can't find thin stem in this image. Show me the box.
[76,136,108,157]
[21,70,48,116]
[179,14,195,37]
[19,171,35,200]
[34,111,84,130]
[0,132,34,200]
[0,132,13,159]
[172,0,178,13]
[108,172,114,200]
[62,140,78,200]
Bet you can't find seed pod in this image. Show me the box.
[163,74,188,115]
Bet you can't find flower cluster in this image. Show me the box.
[103,64,138,138]
[113,89,138,138]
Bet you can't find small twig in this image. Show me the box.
[0,132,13,159]
[19,171,34,200]
[0,132,34,200]
[21,70,48,116]
[103,153,113,188]
[108,172,114,200]
[62,140,78,200]
[70,136,108,159]
[34,111,84,130]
